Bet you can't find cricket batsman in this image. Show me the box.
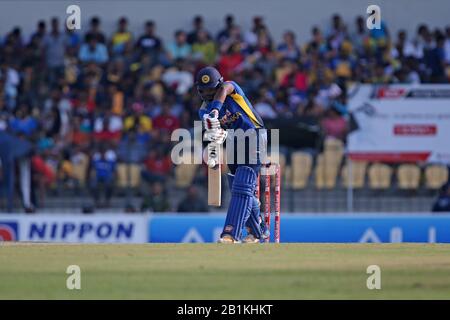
[196,66,269,243]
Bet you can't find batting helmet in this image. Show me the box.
[195,66,223,89]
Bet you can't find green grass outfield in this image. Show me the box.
[1,243,450,299]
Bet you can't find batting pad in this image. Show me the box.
[221,166,256,241]
[245,196,264,239]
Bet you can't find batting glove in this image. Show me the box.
[202,110,221,131]
[204,128,228,144]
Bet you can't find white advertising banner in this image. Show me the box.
[347,84,450,163]
[0,214,148,243]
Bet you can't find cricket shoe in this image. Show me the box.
[242,234,260,243]
[242,227,270,243]
[218,234,241,244]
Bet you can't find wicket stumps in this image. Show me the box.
[256,163,281,243]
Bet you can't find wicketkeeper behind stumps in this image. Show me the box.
[196,66,269,243]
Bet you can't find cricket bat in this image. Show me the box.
[207,141,221,206]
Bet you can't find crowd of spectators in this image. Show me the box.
[0,13,449,212]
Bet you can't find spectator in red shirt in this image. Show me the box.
[32,154,56,186]
[93,110,123,143]
[218,42,244,80]
[141,148,172,185]
[153,103,180,133]
[71,90,94,115]
[255,30,273,56]
[71,114,92,147]
[320,107,348,141]
[31,152,57,206]
[280,62,308,93]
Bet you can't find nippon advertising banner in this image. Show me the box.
[347,84,450,163]
[148,214,450,243]
[0,214,148,243]
[2,213,450,243]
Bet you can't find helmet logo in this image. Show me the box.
[201,75,210,84]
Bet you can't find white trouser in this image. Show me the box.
[19,158,32,208]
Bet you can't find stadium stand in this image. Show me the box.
[341,160,367,189]
[368,163,393,190]
[291,152,313,190]
[397,164,421,190]
[0,13,449,213]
